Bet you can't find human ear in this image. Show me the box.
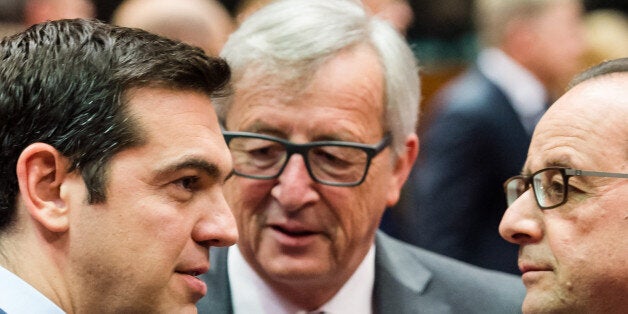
[16,143,71,233]
[385,133,419,207]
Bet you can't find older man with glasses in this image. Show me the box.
[196,0,525,313]
[500,57,628,313]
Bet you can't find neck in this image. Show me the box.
[0,222,73,313]
[268,278,344,311]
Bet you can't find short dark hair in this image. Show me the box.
[0,19,231,231]
[568,57,628,89]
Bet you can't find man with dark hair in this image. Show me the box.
[0,19,237,313]
[500,57,628,313]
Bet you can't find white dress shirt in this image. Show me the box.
[0,265,65,314]
[228,244,375,314]
[477,48,548,134]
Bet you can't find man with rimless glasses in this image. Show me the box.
[500,57,628,314]
[197,0,525,313]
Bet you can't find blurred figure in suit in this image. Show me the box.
[386,0,586,274]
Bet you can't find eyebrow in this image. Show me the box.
[521,155,576,176]
[240,122,286,138]
[237,122,359,143]
[153,157,226,183]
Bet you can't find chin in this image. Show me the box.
[264,259,331,282]
[522,295,571,314]
[150,302,198,314]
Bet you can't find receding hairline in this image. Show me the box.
[568,57,628,89]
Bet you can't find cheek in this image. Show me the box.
[546,207,625,281]
[545,215,585,263]
[108,194,193,259]
[324,185,384,242]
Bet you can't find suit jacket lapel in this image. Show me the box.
[373,232,452,313]
[199,233,455,314]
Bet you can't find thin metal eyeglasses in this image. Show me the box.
[222,131,392,187]
[504,167,628,210]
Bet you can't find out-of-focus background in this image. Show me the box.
[2,0,626,123]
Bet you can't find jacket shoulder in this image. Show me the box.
[375,232,524,314]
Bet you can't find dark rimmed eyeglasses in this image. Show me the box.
[504,167,628,210]
[222,131,392,187]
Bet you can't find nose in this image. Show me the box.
[271,154,319,212]
[499,190,543,245]
[193,192,238,247]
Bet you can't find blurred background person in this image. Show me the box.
[581,9,628,68]
[383,0,587,275]
[111,0,235,56]
[0,0,94,37]
[22,0,95,25]
[230,0,413,31]
[363,0,415,34]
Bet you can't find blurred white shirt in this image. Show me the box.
[229,244,375,314]
[478,48,548,134]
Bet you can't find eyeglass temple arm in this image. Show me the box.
[565,169,628,178]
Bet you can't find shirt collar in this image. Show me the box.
[477,48,548,120]
[228,244,375,314]
[0,265,65,313]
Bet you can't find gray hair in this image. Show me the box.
[474,0,581,47]
[215,0,419,155]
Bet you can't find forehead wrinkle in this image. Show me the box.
[530,78,626,165]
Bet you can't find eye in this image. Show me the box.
[311,146,365,168]
[546,177,565,194]
[174,176,200,191]
[248,143,283,160]
[312,148,352,168]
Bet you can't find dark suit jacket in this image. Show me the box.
[197,231,524,314]
[381,66,530,274]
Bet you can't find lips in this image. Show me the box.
[176,270,205,276]
[518,260,553,286]
[175,266,209,299]
[267,222,322,247]
[518,262,552,274]
[271,225,317,237]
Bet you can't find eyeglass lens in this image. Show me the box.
[505,168,567,208]
[532,168,566,208]
[505,178,526,207]
[227,136,370,184]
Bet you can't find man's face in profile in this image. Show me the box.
[62,87,237,312]
[499,74,628,313]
